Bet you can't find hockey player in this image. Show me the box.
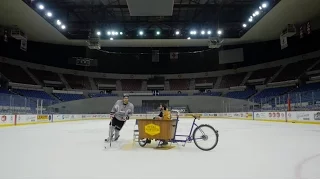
[105,94,134,142]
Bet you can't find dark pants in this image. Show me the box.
[109,117,126,131]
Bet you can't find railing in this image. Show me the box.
[0,93,59,114]
[247,89,320,112]
[4,89,320,114]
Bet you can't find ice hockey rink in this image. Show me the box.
[0,118,320,179]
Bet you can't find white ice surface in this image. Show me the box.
[0,118,320,178]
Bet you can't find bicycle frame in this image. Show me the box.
[169,117,199,146]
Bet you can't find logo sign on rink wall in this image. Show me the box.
[313,112,320,121]
[268,112,285,121]
[254,112,286,121]
[287,111,320,122]
[37,115,52,122]
[17,115,37,124]
[295,112,310,121]
[1,115,6,122]
[0,115,14,125]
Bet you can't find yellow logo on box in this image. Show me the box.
[37,115,48,120]
[145,123,160,136]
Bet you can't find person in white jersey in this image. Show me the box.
[105,94,134,142]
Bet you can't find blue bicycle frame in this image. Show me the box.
[167,117,201,146]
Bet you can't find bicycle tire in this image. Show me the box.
[138,139,147,147]
[192,124,219,151]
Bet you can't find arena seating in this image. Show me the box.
[195,77,216,84]
[63,74,91,89]
[169,79,189,90]
[253,86,293,102]
[13,89,55,100]
[28,68,61,82]
[219,73,246,88]
[2,56,320,112]
[0,88,11,94]
[291,82,320,93]
[273,59,318,82]
[121,79,142,91]
[248,67,280,81]
[158,93,188,96]
[225,89,256,99]
[53,93,85,102]
[0,62,36,85]
[193,92,221,96]
[88,93,118,98]
[94,78,116,85]
[288,82,320,104]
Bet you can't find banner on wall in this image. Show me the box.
[37,115,52,122]
[254,112,286,121]
[1,115,6,122]
[0,115,14,125]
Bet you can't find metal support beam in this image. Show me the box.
[47,4,250,10]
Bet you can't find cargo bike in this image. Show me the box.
[133,112,219,151]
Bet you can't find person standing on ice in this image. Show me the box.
[105,94,134,142]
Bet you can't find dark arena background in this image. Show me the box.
[1,0,320,179]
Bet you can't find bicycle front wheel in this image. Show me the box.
[138,138,148,147]
[192,124,219,151]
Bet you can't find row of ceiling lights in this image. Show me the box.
[242,2,268,28]
[96,29,222,40]
[37,4,67,30]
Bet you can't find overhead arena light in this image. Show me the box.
[207,30,212,35]
[46,12,52,17]
[190,30,197,35]
[187,37,191,40]
[175,31,180,35]
[120,32,123,35]
[61,25,66,29]
[96,31,101,36]
[255,11,260,16]
[110,37,114,40]
[107,31,111,35]
[248,18,253,22]
[201,30,205,35]
[139,31,143,35]
[38,4,44,10]
[156,31,160,35]
[217,30,222,35]
[56,20,61,26]
[243,24,247,28]
[262,3,267,8]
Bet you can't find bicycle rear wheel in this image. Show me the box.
[192,124,219,151]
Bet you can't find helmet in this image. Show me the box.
[123,93,129,98]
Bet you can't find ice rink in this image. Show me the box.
[0,118,320,179]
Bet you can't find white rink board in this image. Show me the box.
[16,115,37,124]
[0,115,15,126]
[53,114,110,121]
[213,112,253,120]
[53,114,84,121]
[1,111,320,127]
[254,112,286,121]
[287,111,320,123]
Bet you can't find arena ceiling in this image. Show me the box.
[0,0,320,47]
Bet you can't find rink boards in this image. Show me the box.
[0,111,320,127]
